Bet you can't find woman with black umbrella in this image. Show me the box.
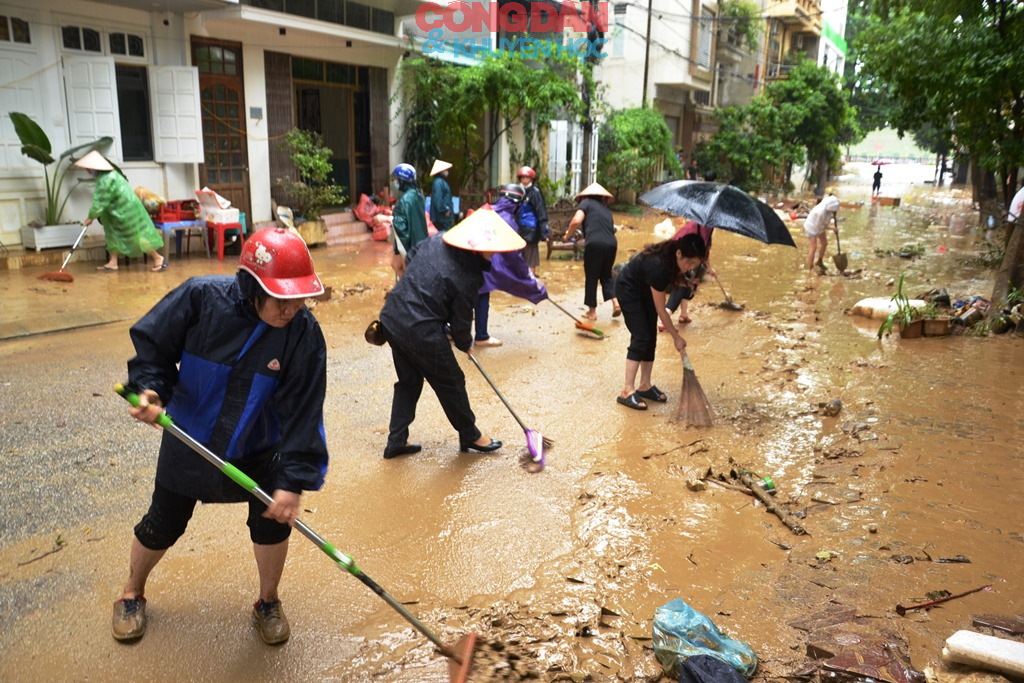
[614,234,706,410]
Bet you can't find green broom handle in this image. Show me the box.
[113,384,453,655]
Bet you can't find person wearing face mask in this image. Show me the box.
[111,228,329,647]
[377,208,526,460]
[389,163,428,279]
[429,159,455,232]
[73,151,166,272]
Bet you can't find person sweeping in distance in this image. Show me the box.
[377,208,526,459]
[804,194,840,273]
[564,182,620,321]
[75,150,166,272]
[473,184,549,348]
[613,234,706,410]
[111,228,329,646]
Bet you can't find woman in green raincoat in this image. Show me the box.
[75,151,166,272]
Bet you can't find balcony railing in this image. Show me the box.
[763,0,821,31]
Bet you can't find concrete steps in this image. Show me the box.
[324,210,372,247]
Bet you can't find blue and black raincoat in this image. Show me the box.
[127,275,329,503]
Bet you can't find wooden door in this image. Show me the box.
[191,39,250,220]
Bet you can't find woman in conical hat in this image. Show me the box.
[377,208,524,460]
[564,182,618,321]
[75,151,167,272]
[429,159,455,233]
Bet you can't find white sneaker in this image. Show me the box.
[474,337,504,347]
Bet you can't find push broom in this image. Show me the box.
[38,223,89,283]
[675,352,714,427]
[468,355,551,468]
[114,384,477,683]
[546,298,605,338]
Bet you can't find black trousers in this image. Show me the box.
[583,240,618,308]
[387,337,481,447]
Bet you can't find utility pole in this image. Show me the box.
[579,0,601,187]
[641,0,652,105]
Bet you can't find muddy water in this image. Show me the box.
[1,164,1022,682]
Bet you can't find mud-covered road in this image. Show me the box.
[1,163,1021,682]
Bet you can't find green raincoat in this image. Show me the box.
[88,171,164,257]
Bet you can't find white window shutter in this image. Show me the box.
[150,65,204,164]
[62,56,121,161]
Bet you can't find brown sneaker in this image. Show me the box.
[112,596,147,641]
[252,599,290,645]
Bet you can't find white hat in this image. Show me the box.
[430,159,453,177]
[575,182,614,201]
[74,150,114,172]
[442,207,526,253]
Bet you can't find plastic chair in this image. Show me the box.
[195,189,245,260]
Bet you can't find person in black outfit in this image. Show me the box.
[872,167,883,198]
[378,209,526,459]
[614,234,706,410]
[564,182,619,321]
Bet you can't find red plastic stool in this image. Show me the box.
[206,221,245,260]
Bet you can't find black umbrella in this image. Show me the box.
[639,181,796,247]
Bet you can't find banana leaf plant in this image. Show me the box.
[10,111,113,225]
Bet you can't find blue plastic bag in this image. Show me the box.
[652,598,758,678]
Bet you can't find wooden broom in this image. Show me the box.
[675,351,714,427]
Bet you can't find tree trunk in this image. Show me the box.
[814,154,829,195]
[991,223,1024,317]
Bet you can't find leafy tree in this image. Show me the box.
[857,0,1023,307]
[719,0,761,52]
[764,60,860,193]
[598,106,680,197]
[275,128,347,221]
[396,52,586,193]
[841,0,894,135]
[694,101,801,191]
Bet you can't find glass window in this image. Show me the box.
[319,0,343,25]
[128,34,144,57]
[346,1,369,29]
[116,65,153,161]
[288,0,316,19]
[83,28,101,52]
[62,26,81,50]
[1,16,31,43]
[110,33,126,54]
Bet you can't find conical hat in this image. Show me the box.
[74,150,114,172]
[575,182,613,201]
[442,207,525,253]
[430,159,453,176]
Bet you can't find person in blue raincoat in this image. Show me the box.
[389,163,428,279]
[473,184,548,347]
[111,228,329,647]
[429,159,455,232]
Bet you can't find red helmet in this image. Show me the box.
[517,166,536,180]
[238,228,324,299]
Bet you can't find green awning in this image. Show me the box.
[822,22,847,55]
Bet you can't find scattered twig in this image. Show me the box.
[896,584,992,616]
[17,545,66,567]
[706,478,753,495]
[739,473,808,536]
[644,439,704,459]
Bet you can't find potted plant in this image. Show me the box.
[274,128,347,246]
[10,111,112,250]
[921,302,953,337]
[877,273,924,339]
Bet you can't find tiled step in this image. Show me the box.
[325,215,372,247]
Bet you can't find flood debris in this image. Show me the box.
[896,584,993,616]
[972,615,1024,638]
[735,471,808,536]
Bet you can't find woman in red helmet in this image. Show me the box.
[516,165,549,275]
[111,228,329,648]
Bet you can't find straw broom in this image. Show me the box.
[675,351,714,427]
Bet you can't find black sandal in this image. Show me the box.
[637,385,667,403]
[616,393,648,411]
